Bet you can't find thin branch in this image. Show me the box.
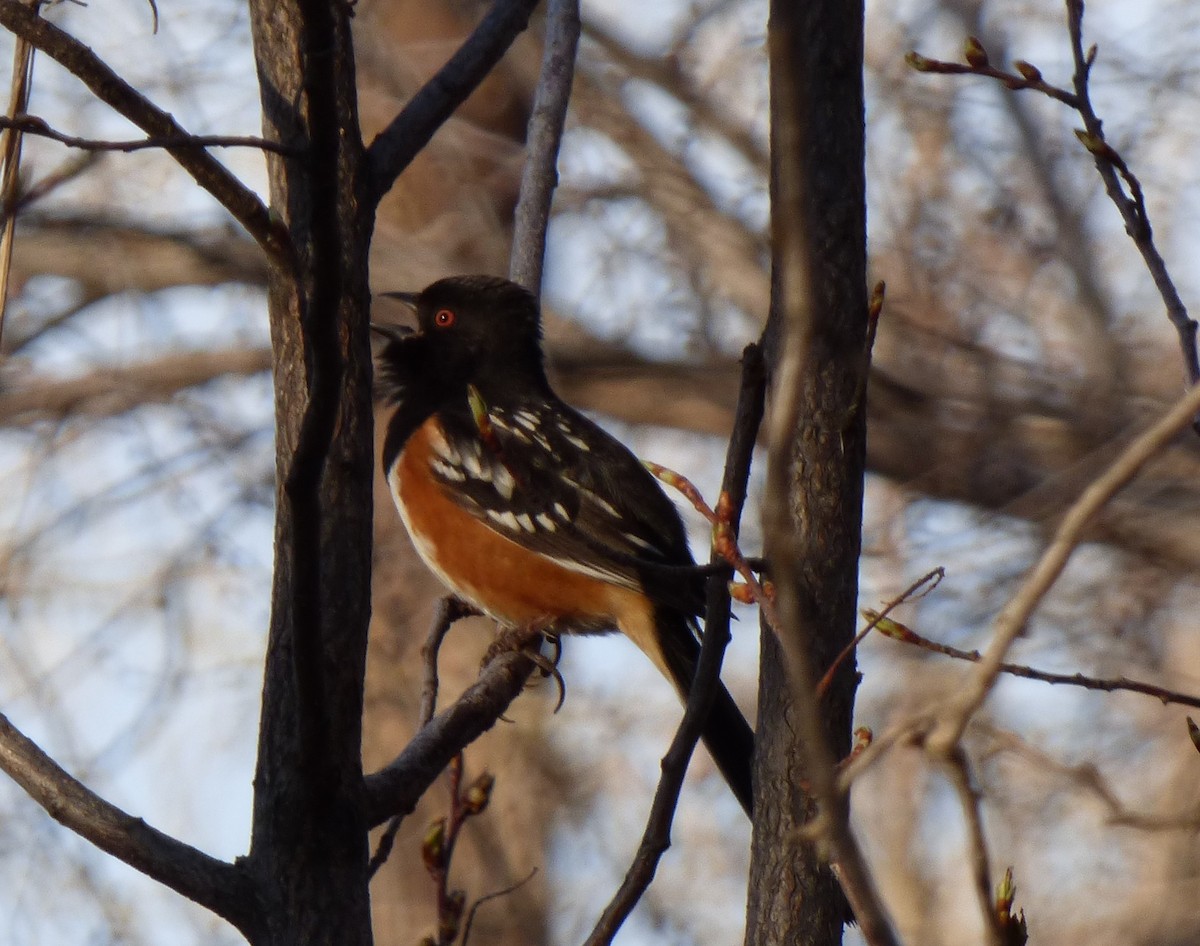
[509,0,580,292]
[584,341,765,946]
[363,647,538,828]
[870,611,1200,711]
[941,747,1000,946]
[1062,0,1199,401]
[816,566,945,698]
[909,0,1200,409]
[905,50,1079,107]
[0,0,287,265]
[0,113,297,154]
[927,380,1200,754]
[0,709,261,938]
[369,597,476,878]
[364,0,542,205]
[460,868,539,946]
[0,0,34,352]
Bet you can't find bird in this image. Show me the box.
[372,274,754,815]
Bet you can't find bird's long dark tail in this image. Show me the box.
[656,609,755,816]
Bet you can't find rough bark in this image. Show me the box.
[745,0,867,943]
[243,2,377,944]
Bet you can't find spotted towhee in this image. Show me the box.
[373,274,754,814]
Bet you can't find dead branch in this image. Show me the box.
[509,0,580,292]
[0,709,260,938]
[365,0,542,204]
[0,112,295,154]
[0,0,285,263]
[928,380,1200,754]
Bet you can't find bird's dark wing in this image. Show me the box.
[430,393,704,614]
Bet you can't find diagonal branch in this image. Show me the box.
[509,0,580,292]
[0,1,287,265]
[0,710,261,938]
[928,379,1200,754]
[362,647,537,828]
[583,341,765,946]
[364,0,541,205]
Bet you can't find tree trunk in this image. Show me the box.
[746,0,867,943]
[244,3,378,943]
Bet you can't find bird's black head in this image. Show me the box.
[373,274,548,407]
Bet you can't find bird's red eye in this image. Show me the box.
[434,309,455,328]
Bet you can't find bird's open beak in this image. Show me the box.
[381,290,419,308]
[372,291,420,340]
[370,321,414,341]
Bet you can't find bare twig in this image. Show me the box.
[584,342,765,946]
[509,0,580,292]
[0,0,286,263]
[369,597,477,877]
[1063,0,1198,400]
[941,747,1000,946]
[460,868,539,946]
[0,0,35,351]
[909,0,1200,411]
[0,710,260,938]
[365,0,542,205]
[870,611,1200,711]
[816,566,944,698]
[927,380,1200,754]
[0,113,296,154]
[905,49,1079,107]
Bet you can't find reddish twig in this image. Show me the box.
[643,461,778,628]
[421,754,496,945]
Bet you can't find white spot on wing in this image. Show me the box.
[552,501,569,521]
[486,509,521,532]
[586,491,620,518]
[462,445,485,481]
[563,433,590,451]
[428,425,459,464]
[515,513,535,532]
[432,459,466,482]
[622,531,655,552]
[536,512,557,531]
[492,464,515,500]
